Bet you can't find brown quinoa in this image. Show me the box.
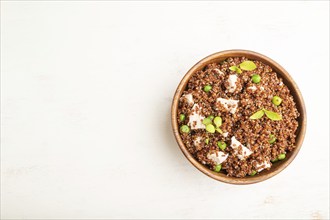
[177,57,299,177]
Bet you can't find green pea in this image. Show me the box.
[272,96,282,106]
[207,115,214,120]
[204,85,212,92]
[202,118,212,125]
[179,114,185,121]
[250,170,257,176]
[251,74,261,84]
[278,153,286,160]
[269,134,276,144]
[271,158,278,163]
[217,141,227,151]
[205,138,209,145]
[214,164,222,172]
[205,124,215,133]
[213,116,222,127]
[180,125,190,133]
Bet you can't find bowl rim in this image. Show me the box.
[171,49,307,184]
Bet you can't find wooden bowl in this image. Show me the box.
[171,50,306,184]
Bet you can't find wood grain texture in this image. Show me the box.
[171,50,307,185]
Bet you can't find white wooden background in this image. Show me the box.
[1,1,329,219]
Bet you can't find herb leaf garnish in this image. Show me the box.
[239,61,257,71]
[264,109,282,121]
[229,60,256,73]
[229,65,242,74]
[249,109,265,119]
[250,109,282,121]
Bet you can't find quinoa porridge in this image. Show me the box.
[177,57,299,177]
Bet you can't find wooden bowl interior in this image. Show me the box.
[171,50,306,184]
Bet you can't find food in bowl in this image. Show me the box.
[177,57,300,177]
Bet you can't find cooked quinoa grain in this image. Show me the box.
[177,57,299,177]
